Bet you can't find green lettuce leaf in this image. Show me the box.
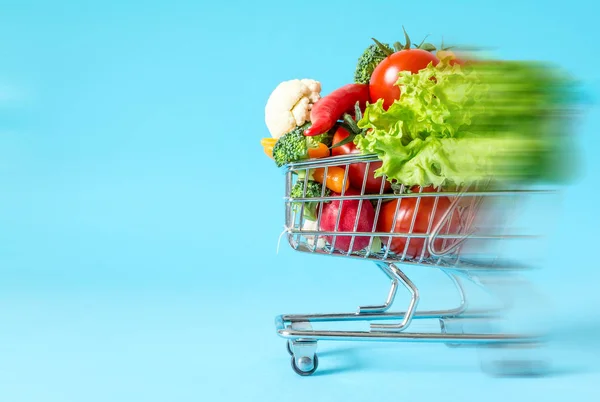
[355,130,548,187]
[355,59,579,187]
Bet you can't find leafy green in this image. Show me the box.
[355,59,579,187]
[354,43,393,85]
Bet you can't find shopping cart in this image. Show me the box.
[274,152,555,376]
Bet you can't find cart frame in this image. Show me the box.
[274,153,553,376]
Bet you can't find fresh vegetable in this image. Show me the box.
[331,126,391,194]
[377,188,461,259]
[272,124,332,167]
[261,29,581,262]
[369,35,439,110]
[436,50,465,66]
[319,188,376,253]
[313,166,350,194]
[330,126,357,157]
[354,42,394,85]
[369,49,439,110]
[265,79,322,139]
[290,179,330,221]
[261,137,277,159]
[356,58,577,187]
[302,219,326,249]
[303,83,370,137]
[307,143,330,159]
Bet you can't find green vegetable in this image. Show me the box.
[354,43,393,85]
[272,124,332,167]
[290,179,330,221]
[312,131,333,148]
[355,59,579,187]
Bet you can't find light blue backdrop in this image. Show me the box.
[0,0,598,401]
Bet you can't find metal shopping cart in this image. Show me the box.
[274,152,555,376]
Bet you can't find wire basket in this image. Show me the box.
[284,153,547,270]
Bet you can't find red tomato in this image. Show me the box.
[369,49,440,110]
[377,191,461,259]
[331,126,358,157]
[331,127,392,194]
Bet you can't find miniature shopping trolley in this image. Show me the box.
[274,153,555,377]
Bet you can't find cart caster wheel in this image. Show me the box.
[286,340,293,356]
[478,344,550,377]
[291,354,318,376]
[480,357,550,377]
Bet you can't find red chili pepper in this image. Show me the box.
[304,83,370,137]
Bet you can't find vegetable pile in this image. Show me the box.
[261,28,580,257]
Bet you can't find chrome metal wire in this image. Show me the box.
[275,153,555,376]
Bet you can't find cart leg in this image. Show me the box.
[278,264,474,325]
[463,271,549,336]
[370,264,420,331]
[457,271,551,376]
[356,263,399,314]
[439,271,473,348]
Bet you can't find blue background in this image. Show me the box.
[0,0,599,400]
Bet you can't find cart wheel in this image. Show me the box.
[480,357,549,377]
[286,340,293,356]
[478,344,550,377]
[291,354,319,376]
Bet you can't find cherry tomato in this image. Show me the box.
[369,49,440,110]
[377,190,461,259]
[331,127,392,194]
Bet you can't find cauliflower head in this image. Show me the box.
[264,79,321,139]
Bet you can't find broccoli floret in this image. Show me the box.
[354,43,393,84]
[310,132,333,148]
[272,125,308,167]
[290,179,330,221]
[272,123,332,167]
